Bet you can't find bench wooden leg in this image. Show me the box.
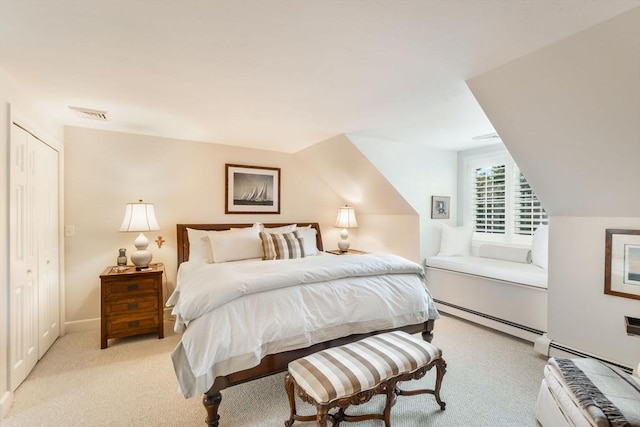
[284,374,297,427]
[434,358,447,410]
[395,358,447,411]
[383,382,396,427]
[316,406,330,427]
[285,373,330,426]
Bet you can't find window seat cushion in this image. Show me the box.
[425,255,548,289]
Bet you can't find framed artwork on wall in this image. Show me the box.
[431,196,450,219]
[604,228,640,300]
[225,164,281,214]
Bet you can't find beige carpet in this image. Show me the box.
[2,314,547,426]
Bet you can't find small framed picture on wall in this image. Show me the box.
[431,196,450,219]
[604,229,640,300]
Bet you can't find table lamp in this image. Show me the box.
[119,200,160,270]
[335,205,358,252]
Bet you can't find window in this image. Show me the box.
[464,150,547,244]
[513,171,547,235]
[473,164,506,234]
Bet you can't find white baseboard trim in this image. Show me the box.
[64,317,99,333]
[533,333,634,374]
[1,390,13,419]
[434,300,543,343]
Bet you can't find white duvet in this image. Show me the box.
[169,253,439,398]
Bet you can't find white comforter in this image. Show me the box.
[169,253,439,398]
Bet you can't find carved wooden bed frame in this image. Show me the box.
[176,223,435,426]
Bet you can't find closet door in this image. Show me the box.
[36,141,60,357]
[9,124,39,391]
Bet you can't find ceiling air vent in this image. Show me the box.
[472,132,501,141]
[68,106,108,121]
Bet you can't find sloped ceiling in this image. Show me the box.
[467,8,640,217]
[1,1,639,152]
[295,134,414,215]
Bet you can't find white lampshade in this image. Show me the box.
[119,201,160,232]
[335,206,358,229]
[119,200,160,270]
[335,206,357,252]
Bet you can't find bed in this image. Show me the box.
[169,222,439,426]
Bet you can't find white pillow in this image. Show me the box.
[531,225,549,270]
[186,228,211,262]
[295,227,318,256]
[262,223,297,234]
[438,224,473,256]
[204,224,263,263]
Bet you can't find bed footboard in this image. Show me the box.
[201,320,435,426]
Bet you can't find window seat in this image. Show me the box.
[425,255,547,289]
[425,254,548,341]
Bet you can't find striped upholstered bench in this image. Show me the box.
[284,331,446,427]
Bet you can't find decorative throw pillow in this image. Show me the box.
[438,224,474,256]
[259,231,305,260]
[531,224,549,270]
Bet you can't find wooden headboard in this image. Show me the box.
[176,223,324,265]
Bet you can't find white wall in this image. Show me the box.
[295,134,423,261]
[347,134,458,261]
[467,8,640,218]
[467,8,640,367]
[0,66,64,417]
[550,217,640,367]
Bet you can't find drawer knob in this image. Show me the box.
[128,321,139,328]
[127,284,139,291]
[127,303,138,310]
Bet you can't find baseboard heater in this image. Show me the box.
[435,300,635,375]
[434,299,545,336]
[546,340,633,374]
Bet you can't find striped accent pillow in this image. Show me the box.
[288,331,441,404]
[259,231,306,260]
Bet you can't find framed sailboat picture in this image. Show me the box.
[225,164,281,214]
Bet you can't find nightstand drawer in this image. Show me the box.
[107,313,159,335]
[107,296,158,315]
[104,277,158,298]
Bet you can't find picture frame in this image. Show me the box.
[431,196,450,219]
[604,229,640,300]
[225,164,280,214]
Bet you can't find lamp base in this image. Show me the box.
[338,228,350,252]
[131,250,153,270]
[131,232,153,270]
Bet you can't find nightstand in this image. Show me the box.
[99,263,165,349]
[326,249,367,255]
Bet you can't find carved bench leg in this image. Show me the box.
[203,391,222,426]
[433,358,447,410]
[395,358,447,412]
[284,374,297,427]
[383,382,396,427]
[316,406,330,427]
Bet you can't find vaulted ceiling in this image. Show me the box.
[1,0,638,152]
